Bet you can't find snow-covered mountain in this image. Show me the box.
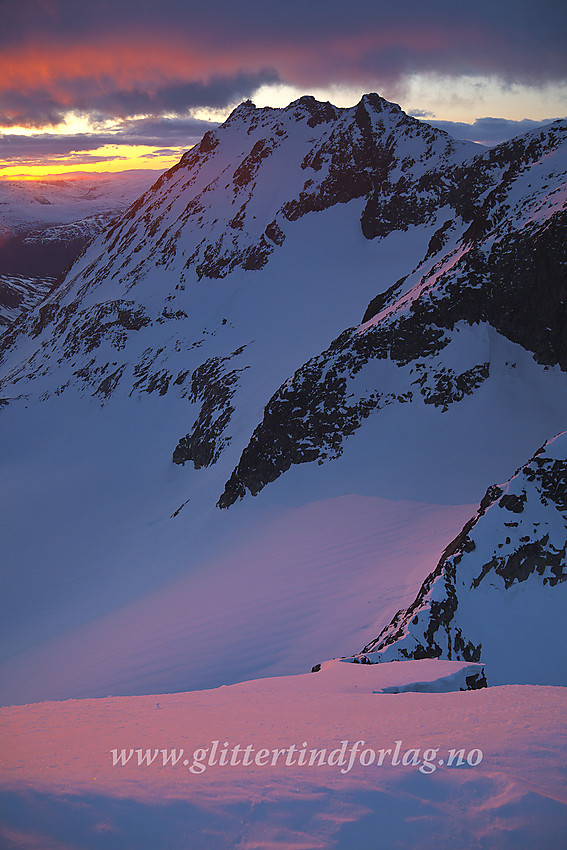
[0,95,566,708]
[217,117,567,506]
[0,94,480,400]
[354,431,567,684]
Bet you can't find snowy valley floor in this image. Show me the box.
[1,660,566,850]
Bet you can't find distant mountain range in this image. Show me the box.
[0,94,565,704]
[0,171,157,327]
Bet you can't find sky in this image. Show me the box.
[1,0,566,179]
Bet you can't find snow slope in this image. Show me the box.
[1,662,566,849]
[0,96,566,708]
[356,432,567,686]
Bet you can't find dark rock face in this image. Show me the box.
[232,139,274,190]
[94,364,126,399]
[0,276,55,330]
[281,94,464,240]
[217,313,463,507]
[458,212,567,370]
[287,95,339,128]
[59,300,151,357]
[354,432,567,671]
[398,211,567,372]
[217,120,567,507]
[464,670,487,690]
[173,347,249,469]
[30,302,59,339]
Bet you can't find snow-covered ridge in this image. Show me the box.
[42,93,476,300]
[360,119,567,364]
[313,658,487,693]
[355,432,567,685]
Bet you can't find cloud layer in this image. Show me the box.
[0,116,215,164]
[425,116,562,146]
[2,0,566,127]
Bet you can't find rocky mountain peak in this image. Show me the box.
[225,98,258,122]
[354,432,567,684]
[0,97,565,537]
[284,94,340,126]
[1,90,566,714]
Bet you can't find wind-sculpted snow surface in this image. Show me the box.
[356,432,567,685]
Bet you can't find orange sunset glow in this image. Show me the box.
[0,144,186,180]
[1,2,565,179]
[0,28,460,97]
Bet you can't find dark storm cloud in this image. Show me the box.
[3,0,567,71]
[81,71,280,119]
[0,90,66,127]
[0,134,111,160]
[0,70,279,127]
[1,0,566,128]
[114,116,219,147]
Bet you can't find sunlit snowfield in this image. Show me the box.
[2,662,566,848]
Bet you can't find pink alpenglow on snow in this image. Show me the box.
[1,660,566,849]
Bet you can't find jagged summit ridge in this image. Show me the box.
[224,94,341,128]
[53,91,476,290]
